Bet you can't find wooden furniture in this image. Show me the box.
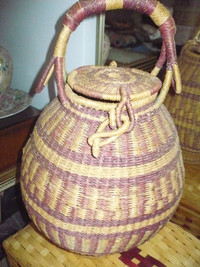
[3,221,200,267]
[106,47,158,72]
[0,106,40,192]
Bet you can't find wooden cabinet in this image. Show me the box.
[0,106,40,192]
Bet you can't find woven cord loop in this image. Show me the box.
[88,86,135,157]
[88,115,130,158]
[116,86,135,132]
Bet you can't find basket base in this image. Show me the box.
[3,222,200,267]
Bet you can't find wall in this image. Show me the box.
[0,0,97,109]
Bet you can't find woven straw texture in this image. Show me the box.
[20,92,184,255]
[171,163,200,238]
[20,0,184,256]
[3,221,200,267]
[164,38,200,164]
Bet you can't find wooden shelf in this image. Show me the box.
[0,106,40,192]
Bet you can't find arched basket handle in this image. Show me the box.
[36,0,182,105]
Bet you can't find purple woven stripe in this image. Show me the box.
[25,134,181,188]
[22,198,171,240]
[159,18,176,67]
[63,0,106,31]
[62,94,154,123]
[64,0,158,32]
[21,167,183,227]
[123,0,157,15]
[35,123,178,169]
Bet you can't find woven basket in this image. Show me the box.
[20,0,184,256]
[3,222,200,267]
[164,30,200,164]
[171,162,200,238]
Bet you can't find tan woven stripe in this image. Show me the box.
[56,117,77,145]
[174,118,199,132]
[150,1,170,27]
[161,108,175,137]
[172,64,182,94]
[60,187,138,220]
[63,99,106,122]
[96,239,109,254]
[28,161,40,183]
[22,145,182,222]
[40,101,61,128]
[136,225,162,249]
[35,171,50,203]
[44,65,55,87]
[151,66,161,76]
[124,234,141,251]
[141,121,156,153]
[54,25,71,58]
[21,145,34,176]
[45,110,66,135]
[62,95,157,130]
[21,183,181,235]
[70,122,90,152]
[143,183,156,214]
[81,238,91,254]
[64,85,156,119]
[152,114,168,145]
[33,127,179,179]
[106,0,123,10]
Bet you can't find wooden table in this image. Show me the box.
[0,106,40,192]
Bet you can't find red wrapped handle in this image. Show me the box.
[36,0,181,103]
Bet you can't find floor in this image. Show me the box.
[0,184,30,267]
[1,256,10,267]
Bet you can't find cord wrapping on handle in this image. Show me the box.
[123,0,157,15]
[35,0,181,101]
[35,56,55,93]
[55,57,68,103]
[159,17,176,69]
[63,0,106,31]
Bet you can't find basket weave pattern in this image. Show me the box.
[164,41,200,164]
[21,92,184,255]
[3,222,200,267]
[171,163,200,238]
[20,0,184,256]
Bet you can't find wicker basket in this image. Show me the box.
[164,30,200,164]
[20,0,184,256]
[171,163,200,238]
[3,222,200,267]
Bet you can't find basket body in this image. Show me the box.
[164,43,200,164]
[21,82,184,255]
[20,0,184,257]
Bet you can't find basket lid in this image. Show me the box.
[67,65,162,102]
